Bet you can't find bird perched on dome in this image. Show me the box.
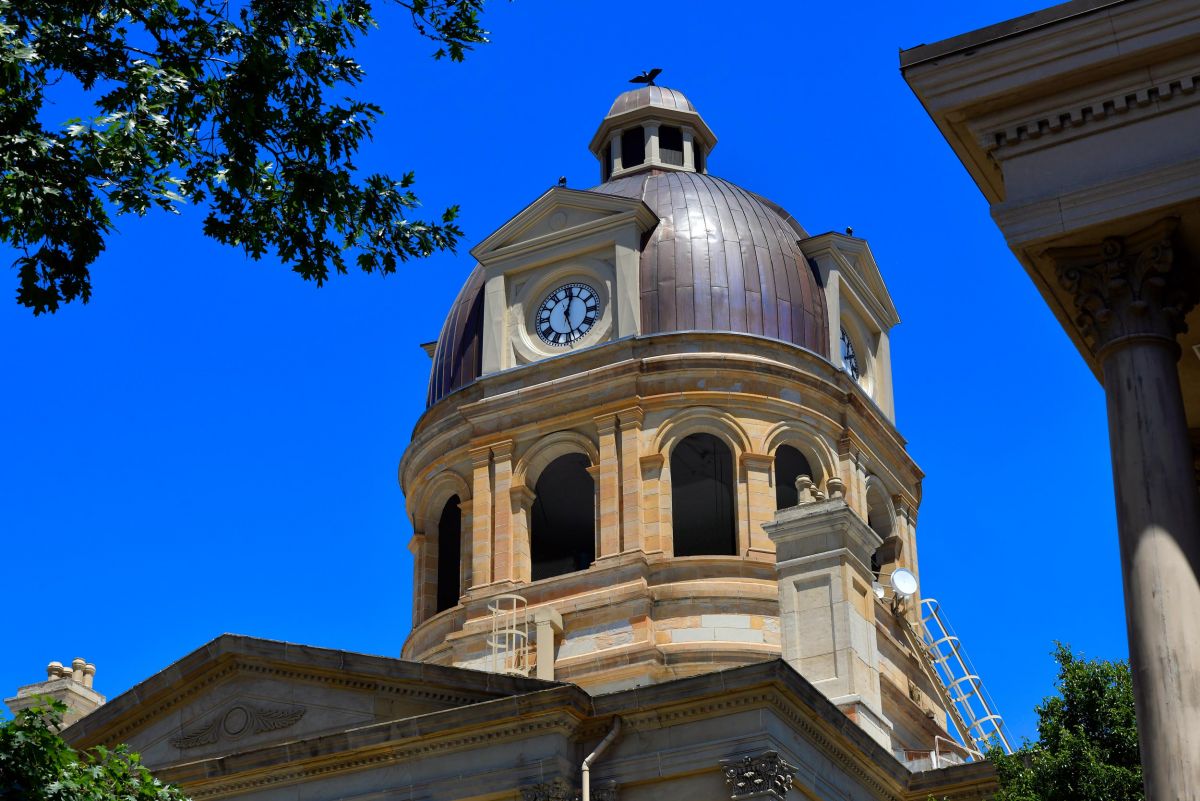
[629,68,662,86]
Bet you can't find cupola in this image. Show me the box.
[588,85,717,181]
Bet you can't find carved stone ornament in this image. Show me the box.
[520,778,579,801]
[1045,218,1198,356]
[720,750,797,799]
[170,703,306,749]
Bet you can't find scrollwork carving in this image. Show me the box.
[170,703,306,749]
[1045,218,1197,355]
[520,778,578,801]
[720,750,796,799]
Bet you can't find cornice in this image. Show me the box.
[982,68,1200,155]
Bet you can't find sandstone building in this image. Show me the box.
[9,85,1002,800]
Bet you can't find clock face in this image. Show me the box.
[535,283,600,346]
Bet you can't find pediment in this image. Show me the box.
[471,187,658,266]
[801,233,900,328]
[64,635,557,771]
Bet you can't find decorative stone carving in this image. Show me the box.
[720,750,796,799]
[520,778,578,801]
[170,704,306,749]
[1045,218,1198,355]
[518,779,614,801]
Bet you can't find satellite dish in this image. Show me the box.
[889,568,919,598]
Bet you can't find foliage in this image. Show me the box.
[0,700,190,801]
[0,0,492,313]
[989,644,1142,801]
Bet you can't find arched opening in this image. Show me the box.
[866,481,901,578]
[435,495,461,613]
[659,125,684,166]
[866,483,894,539]
[530,453,595,580]
[620,126,645,169]
[671,433,736,556]
[774,444,814,510]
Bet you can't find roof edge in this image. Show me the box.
[899,0,1131,69]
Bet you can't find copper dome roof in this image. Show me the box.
[426,171,828,406]
[607,86,696,116]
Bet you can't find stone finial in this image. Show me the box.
[46,661,63,680]
[71,658,86,683]
[720,750,797,799]
[795,475,815,504]
[826,476,845,500]
[82,664,96,689]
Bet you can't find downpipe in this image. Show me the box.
[581,716,622,801]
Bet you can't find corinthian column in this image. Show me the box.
[1047,218,1200,801]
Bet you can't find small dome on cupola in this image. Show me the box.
[588,81,717,181]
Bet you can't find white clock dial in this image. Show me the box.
[535,283,600,346]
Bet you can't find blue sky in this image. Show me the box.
[0,0,1125,746]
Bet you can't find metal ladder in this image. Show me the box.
[916,598,1013,755]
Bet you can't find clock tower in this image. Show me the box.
[402,84,947,754]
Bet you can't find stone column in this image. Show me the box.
[644,122,660,165]
[1047,218,1200,801]
[595,414,621,558]
[491,440,516,585]
[618,408,644,553]
[764,497,892,748]
[469,445,493,588]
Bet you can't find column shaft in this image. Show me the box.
[1102,339,1200,801]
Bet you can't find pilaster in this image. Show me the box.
[469,445,493,588]
[510,482,536,583]
[618,408,644,552]
[491,440,516,584]
[595,414,621,558]
[741,452,776,557]
[639,454,666,554]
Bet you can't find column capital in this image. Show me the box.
[1044,217,1198,357]
[594,413,618,433]
[720,750,796,799]
[617,406,645,429]
[468,445,492,467]
[490,439,515,461]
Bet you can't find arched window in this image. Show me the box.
[435,495,461,613]
[672,433,736,556]
[620,126,645,169]
[530,453,595,580]
[659,125,684,166]
[774,444,814,510]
